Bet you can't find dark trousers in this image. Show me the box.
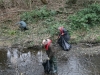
[50,56,57,72]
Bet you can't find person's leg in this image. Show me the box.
[50,56,57,73]
[53,57,57,73]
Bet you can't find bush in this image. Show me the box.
[0,0,4,9]
[42,18,70,37]
[20,6,57,23]
[68,3,100,30]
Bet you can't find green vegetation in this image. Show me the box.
[20,6,57,23]
[0,0,4,8]
[1,2,100,47]
[43,20,66,36]
[39,17,71,37]
[19,3,100,44]
[68,3,100,30]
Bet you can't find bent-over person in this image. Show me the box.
[42,39,57,74]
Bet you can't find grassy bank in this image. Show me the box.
[0,3,100,48]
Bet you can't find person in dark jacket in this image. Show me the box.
[57,26,71,51]
[42,39,57,74]
[58,26,70,42]
[16,21,28,31]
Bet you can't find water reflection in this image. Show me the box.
[57,54,100,75]
[0,48,100,75]
[78,54,100,75]
[6,48,44,75]
[7,48,32,67]
[7,49,19,66]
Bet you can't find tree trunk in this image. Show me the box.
[41,0,48,4]
[67,0,77,4]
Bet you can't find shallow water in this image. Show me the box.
[0,48,100,75]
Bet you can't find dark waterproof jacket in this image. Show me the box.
[58,28,71,51]
[58,28,70,42]
[45,43,56,59]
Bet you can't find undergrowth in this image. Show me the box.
[1,3,100,47]
[68,3,100,30]
[20,6,57,23]
[40,17,71,37]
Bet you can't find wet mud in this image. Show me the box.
[0,44,100,75]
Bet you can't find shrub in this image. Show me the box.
[20,6,57,23]
[42,18,70,37]
[0,0,4,9]
[68,3,100,30]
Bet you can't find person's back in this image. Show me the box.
[16,21,28,30]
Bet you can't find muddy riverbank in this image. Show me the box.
[0,0,100,74]
[1,42,100,57]
[0,42,100,75]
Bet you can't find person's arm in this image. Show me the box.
[63,28,68,35]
